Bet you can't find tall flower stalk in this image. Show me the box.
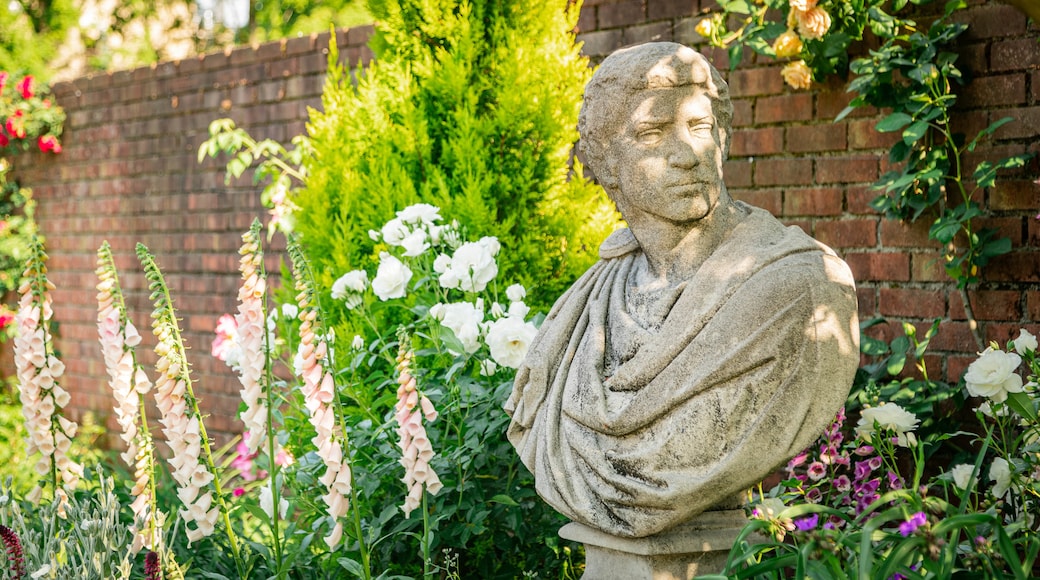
[287,238,368,574]
[0,525,26,580]
[136,243,245,578]
[95,241,163,554]
[232,220,284,571]
[393,332,442,578]
[12,236,82,504]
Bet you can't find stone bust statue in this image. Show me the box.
[505,42,860,539]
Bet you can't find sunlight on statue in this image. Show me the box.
[506,42,861,539]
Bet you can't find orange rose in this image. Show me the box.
[773,30,804,58]
[782,60,813,90]
[795,6,832,39]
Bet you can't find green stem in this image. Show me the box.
[422,488,432,580]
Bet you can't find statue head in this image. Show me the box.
[578,43,733,199]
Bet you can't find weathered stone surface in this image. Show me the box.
[505,42,860,540]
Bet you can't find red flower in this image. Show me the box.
[16,75,33,99]
[5,111,25,139]
[0,311,13,330]
[0,131,8,148]
[38,135,61,154]
[0,72,8,94]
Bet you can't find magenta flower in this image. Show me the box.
[0,525,26,579]
[144,551,160,580]
[16,75,33,99]
[834,474,851,492]
[898,511,927,536]
[807,461,827,481]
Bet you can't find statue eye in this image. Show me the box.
[635,128,663,144]
[689,122,712,135]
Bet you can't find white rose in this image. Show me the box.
[396,203,442,224]
[439,302,484,354]
[855,402,919,447]
[989,457,1012,498]
[429,225,445,244]
[508,300,530,320]
[351,335,364,350]
[371,252,412,301]
[506,284,526,302]
[433,253,452,274]
[949,463,977,490]
[429,303,445,320]
[400,229,430,257]
[1014,329,1038,355]
[381,218,409,246]
[332,270,368,299]
[964,348,1023,403]
[485,316,538,369]
[438,268,460,290]
[450,241,498,293]
[481,236,501,256]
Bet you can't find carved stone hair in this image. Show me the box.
[577,42,733,186]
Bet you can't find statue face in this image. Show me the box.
[606,85,725,226]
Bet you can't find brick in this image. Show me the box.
[844,252,911,281]
[816,156,879,184]
[990,38,1040,72]
[1033,71,1040,104]
[848,118,901,150]
[817,88,875,120]
[783,187,842,216]
[674,17,708,46]
[732,98,753,127]
[930,321,979,352]
[754,158,811,186]
[730,188,781,215]
[950,290,1022,321]
[992,106,1040,139]
[578,29,625,56]
[648,0,698,20]
[723,158,753,187]
[598,0,644,28]
[729,127,784,156]
[1027,290,1040,320]
[728,67,784,98]
[1030,218,1040,247]
[857,287,877,316]
[754,93,813,124]
[785,124,846,153]
[955,3,1028,39]
[815,219,877,248]
[880,219,938,249]
[983,251,1040,282]
[976,216,1023,246]
[623,21,673,44]
[577,6,597,32]
[959,74,1027,109]
[879,288,945,319]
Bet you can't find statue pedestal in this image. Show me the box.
[559,509,751,580]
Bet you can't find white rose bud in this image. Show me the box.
[505,284,526,302]
[1014,329,1038,355]
[508,301,530,320]
[949,463,977,490]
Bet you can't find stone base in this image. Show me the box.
[559,509,751,580]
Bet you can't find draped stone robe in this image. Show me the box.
[505,203,860,538]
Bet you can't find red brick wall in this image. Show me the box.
[9,1,1040,439]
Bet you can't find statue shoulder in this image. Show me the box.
[598,227,640,259]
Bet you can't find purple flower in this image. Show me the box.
[887,471,904,490]
[787,451,809,471]
[0,525,25,580]
[834,474,851,492]
[898,511,927,536]
[868,456,883,471]
[854,460,873,480]
[794,513,819,531]
[807,461,827,481]
[805,487,822,503]
[854,445,875,456]
[145,551,161,580]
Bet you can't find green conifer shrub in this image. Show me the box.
[295,0,616,312]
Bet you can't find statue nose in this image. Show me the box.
[668,138,698,169]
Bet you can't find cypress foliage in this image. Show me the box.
[295,0,616,311]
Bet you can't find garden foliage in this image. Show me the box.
[294,0,616,312]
